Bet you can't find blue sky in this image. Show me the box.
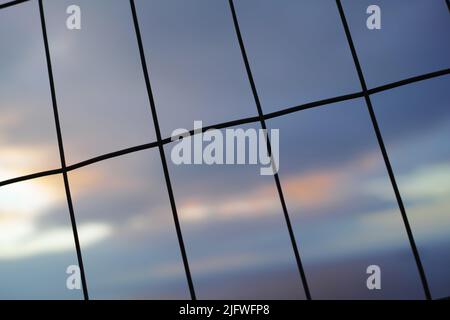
[0,0,449,299]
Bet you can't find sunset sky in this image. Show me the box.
[0,0,449,299]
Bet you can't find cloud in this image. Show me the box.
[395,164,450,201]
[177,168,344,223]
[0,175,112,260]
[177,184,279,223]
[363,161,450,242]
[0,223,112,260]
[0,146,58,181]
[282,170,342,210]
[176,150,386,223]
[330,161,450,253]
[0,177,64,217]
[365,162,450,203]
[154,251,290,280]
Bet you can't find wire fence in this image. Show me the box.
[0,0,449,300]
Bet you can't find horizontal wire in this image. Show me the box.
[66,141,160,171]
[368,69,450,95]
[0,0,30,10]
[0,168,63,187]
[264,91,364,120]
[0,67,448,188]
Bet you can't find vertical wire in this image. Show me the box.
[38,0,89,300]
[335,0,432,300]
[228,0,312,300]
[129,0,196,300]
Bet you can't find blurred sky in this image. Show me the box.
[0,0,449,299]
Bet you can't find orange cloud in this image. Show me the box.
[0,145,59,181]
[176,147,386,223]
[177,168,344,223]
[282,170,342,209]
